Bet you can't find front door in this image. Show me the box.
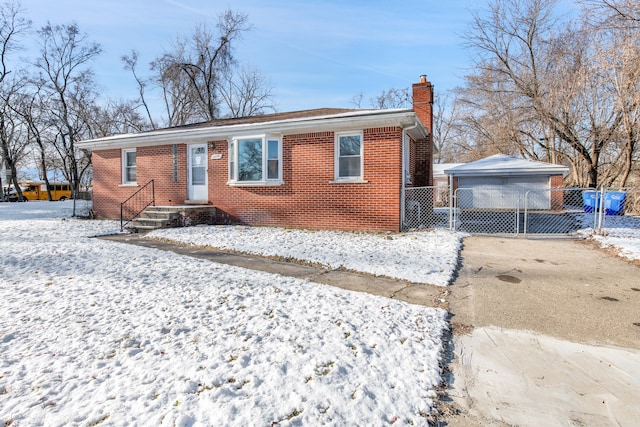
[188,144,208,201]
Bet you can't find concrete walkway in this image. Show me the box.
[99,233,449,310]
[99,232,640,426]
[444,236,640,427]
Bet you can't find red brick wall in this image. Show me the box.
[92,127,404,232]
[550,174,565,210]
[92,145,188,219]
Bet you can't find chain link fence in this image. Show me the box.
[402,185,640,237]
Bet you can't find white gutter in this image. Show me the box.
[81,109,426,150]
[445,168,569,176]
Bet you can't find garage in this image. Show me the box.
[445,155,569,210]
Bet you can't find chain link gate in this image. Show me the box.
[591,187,640,234]
[402,185,640,237]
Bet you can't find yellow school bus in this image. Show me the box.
[20,181,72,201]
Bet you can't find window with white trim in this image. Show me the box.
[335,132,363,180]
[228,135,282,185]
[122,148,137,184]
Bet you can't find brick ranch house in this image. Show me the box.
[80,76,434,232]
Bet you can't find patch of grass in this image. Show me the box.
[314,361,335,376]
[236,379,250,390]
[285,408,303,420]
[196,384,212,395]
[88,414,110,426]
[350,344,358,357]
[351,384,360,400]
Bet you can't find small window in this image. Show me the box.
[228,136,282,185]
[122,148,137,184]
[267,139,280,180]
[335,132,363,180]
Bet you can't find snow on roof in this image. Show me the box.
[79,108,428,150]
[444,154,569,177]
[433,163,464,177]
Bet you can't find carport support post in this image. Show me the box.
[597,185,606,234]
[448,174,454,231]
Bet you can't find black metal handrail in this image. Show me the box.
[120,179,155,231]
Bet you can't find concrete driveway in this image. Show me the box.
[443,236,640,426]
[101,233,640,425]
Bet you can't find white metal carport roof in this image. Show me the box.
[444,154,569,177]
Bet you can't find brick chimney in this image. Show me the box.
[411,75,434,186]
[412,74,434,133]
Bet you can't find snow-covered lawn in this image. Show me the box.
[589,215,640,261]
[150,226,463,286]
[0,202,449,426]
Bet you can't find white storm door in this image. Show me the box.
[188,144,208,201]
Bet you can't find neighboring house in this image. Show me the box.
[432,163,463,205]
[80,76,434,232]
[445,154,569,210]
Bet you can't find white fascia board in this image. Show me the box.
[80,109,425,150]
[445,167,569,176]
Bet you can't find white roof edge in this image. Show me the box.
[446,168,569,176]
[80,109,424,150]
[444,154,569,176]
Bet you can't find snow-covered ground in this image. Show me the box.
[150,226,463,286]
[0,202,449,426]
[589,215,640,261]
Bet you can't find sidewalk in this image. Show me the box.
[99,233,449,309]
[99,232,640,426]
[444,236,640,427]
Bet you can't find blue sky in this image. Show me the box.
[16,0,490,113]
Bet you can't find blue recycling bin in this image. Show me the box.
[582,191,599,213]
[604,192,626,216]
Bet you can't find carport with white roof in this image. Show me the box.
[445,154,569,210]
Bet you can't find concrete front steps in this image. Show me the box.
[127,205,216,233]
[128,206,179,232]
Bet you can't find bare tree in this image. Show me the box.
[85,99,149,138]
[122,50,156,129]
[34,22,101,214]
[460,0,632,187]
[581,0,640,186]
[370,87,411,109]
[219,65,275,118]
[432,91,466,163]
[11,79,57,201]
[0,1,30,201]
[1,86,30,201]
[151,11,250,125]
[582,0,640,27]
